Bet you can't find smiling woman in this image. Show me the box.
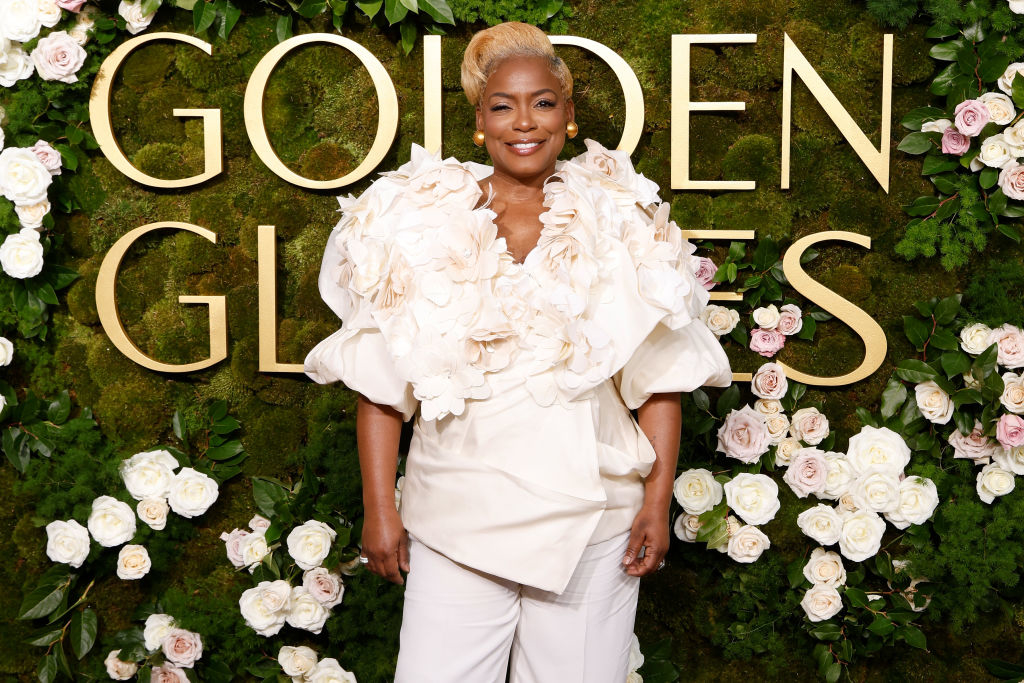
[302,20,732,683]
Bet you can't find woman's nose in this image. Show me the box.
[514,108,537,132]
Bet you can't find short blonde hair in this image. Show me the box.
[460,22,573,108]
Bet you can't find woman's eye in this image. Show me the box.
[536,100,555,108]
[490,103,510,112]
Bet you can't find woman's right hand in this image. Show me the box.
[361,507,410,585]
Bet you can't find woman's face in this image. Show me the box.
[475,55,574,184]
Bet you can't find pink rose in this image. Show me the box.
[30,140,62,176]
[949,421,996,463]
[777,303,803,336]
[940,127,971,155]
[57,0,86,10]
[151,664,188,683]
[749,328,786,358]
[162,628,202,668]
[989,323,1024,368]
[303,567,345,608]
[248,514,271,532]
[751,362,788,400]
[954,99,991,137]
[784,448,829,498]
[219,528,249,568]
[997,414,1024,449]
[1000,162,1024,200]
[30,31,87,84]
[717,405,771,464]
[694,257,717,290]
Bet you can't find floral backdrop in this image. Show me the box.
[4,0,1024,681]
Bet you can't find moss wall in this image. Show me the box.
[3,1,1023,681]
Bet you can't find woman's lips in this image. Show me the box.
[506,140,545,156]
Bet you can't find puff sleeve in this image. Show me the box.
[303,202,419,421]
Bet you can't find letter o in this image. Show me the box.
[244,33,399,189]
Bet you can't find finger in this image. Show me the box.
[398,533,411,573]
[622,528,646,566]
[382,551,404,585]
[636,545,666,576]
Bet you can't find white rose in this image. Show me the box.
[673,513,701,542]
[279,645,318,678]
[993,445,1024,475]
[0,147,51,205]
[14,200,48,230]
[700,304,739,337]
[777,303,803,336]
[104,650,139,681]
[999,63,1024,95]
[87,495,136,547]
[979,134,1014,168]
[723,473,780,525]
[801,584,843,622]
[836,493,859,516]
[884,476,939,529]
[672,468,723,515]
[0,0,43,42]
[249,514,272,532]
[144,613,176,652]
[0,336,13,366]
[116,544,151,580]
[167,467,219,518]
[136,497,169,530]
[1013,0,1024,15]
[982,92,1017,125]
[0,226,44,278]
[162,628,203,668]
[790,407,830,445]
[287,520,337,571]
[849,468,901,514]
[752,304,781,329]
[219,528,249,568]
[45,519,90,567]
[960,323,993,355]
[914,380,954,424]
[118,0,156,34]
[784,448,829,498]
[803,547,846,587]
[726,525,770,563]
[1008,121,1024,148]
[307,658,357,683]
[30,140,61,175]
[717,515,742,553]
[751,362,788,400]
[239,580,292,637]
[1002,373,1024,414]
[838,510,886,562]
[30,31,87,83]
[977,463,1015,503]
[286,586,330,634]
[764,413,790,445]
[921,118,952,133]
[303,567,345,608]
[949,420,997,463]
[845,425,911,476]
[628,633,644,673]
[68,21,90,46]
[717,406,770,464]
[151,664,189,683]
[0,39,34,86]
[775,437,801,466]
[239,530,270,571]
[796,504,843,545]
[753,399,783,416]
[38,0,62,26]
[989,323,1024,369]
[822,453,854,499]
[120,449,179,500]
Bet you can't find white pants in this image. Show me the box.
[394,531,640,683]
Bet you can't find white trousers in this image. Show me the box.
[394,531,640,683]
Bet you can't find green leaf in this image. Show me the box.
[973,343,999,377]
[275,14,293,42]
[901,106,948,131]
[983,659,1024,679]
[856,406,878,427]
[953,408,975,436]
[296,0,327,17]
[929,39,962,61]
[940,351,971,377]
[808,622,842,641]
[398,0,417,11]
[797,315,816,341]
[751,238,780,271]
[4,427,30,473]
[252,477,289,518]
[194,1,216,32]
[1014,73,1024,110]
[989,187,1009,218]
[18,579,66,620]
[895,359,939,383]
[931,173,957,194]
[38,653,58,683]
[929,328,959,351]
[787,557,807,588]
[880,378,907,419]
[979,166,998,190]
[931,63,958,95]
[141,0,162,13]
[206,441,244,460]
[47,391,71,424]
[921,154,960,175]
[903,315,931,349]
[715,384,740,417]
[356,0,383,16]
[999,223,1023,243]
[897,132,933,154]
[383,0,408,23]
[220,0,241,36]
[70,609,97,660]
[953,388,983,406]
[904,195,940,217]
[691,388,710,412]
[868,614,896,636]
[899,624,928,650]
[172,411,185,441]
[419,0,453,23]
[926,24,957,38]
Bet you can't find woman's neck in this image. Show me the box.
[483,165,556,202]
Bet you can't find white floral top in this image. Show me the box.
[305,140,731,593]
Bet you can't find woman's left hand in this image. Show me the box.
[622,503,670,577]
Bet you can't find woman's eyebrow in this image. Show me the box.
[488,88,558,100]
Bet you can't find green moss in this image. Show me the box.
[722,134,779,186]
[135,86,195,144]
[174,41,245,92]
[132,142,203,181]
[712,189,793,241]
[66,266,99,326]
[299,141,358,181]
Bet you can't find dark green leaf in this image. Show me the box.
[979,166,999,190]
[868,614,896,636]
[856,407,878,427]
[899,625,928,650]
[24,628,63,647]
[897,132,933,154]
[1013,72,1024,109]
[691,389,710,412]
[953,408,975,436]
[751,239,779,271]
[931,173,957,194]
[4,427,30,473]
[419,0,453,23]
[296,0,327,17]
[940,351,971,377]
[896,359,939,383]
[901,106,947,131]
[383,0,408,23]
[934,196,961,221]
[221,0,241,36]
[70,608,97,660]
[715,384,740,417]
[47,391,71,424]
[904,195,940,217]
[275,14,292,42]
[788,557,807,588]
[931,63,958,95]
[903,315,931,350]
[973,343,999,377]
[926,24,957,38]
[797,315,816,341]
[808,622,842,641]
[19,579,66,620]
[252,477,289,518]
[929,39,962,61]
[983,659,1024,679]
[999,223,1023,243]
[880,378,907,419]
[38,653,58,683]
[194,1,216,32]
[921,154,960,175]
[206,441,243,461]
[398,0,417,11]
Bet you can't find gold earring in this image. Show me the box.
[473,130,486,146]
[566,121,578,138]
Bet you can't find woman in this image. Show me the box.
[304,21,731,682]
